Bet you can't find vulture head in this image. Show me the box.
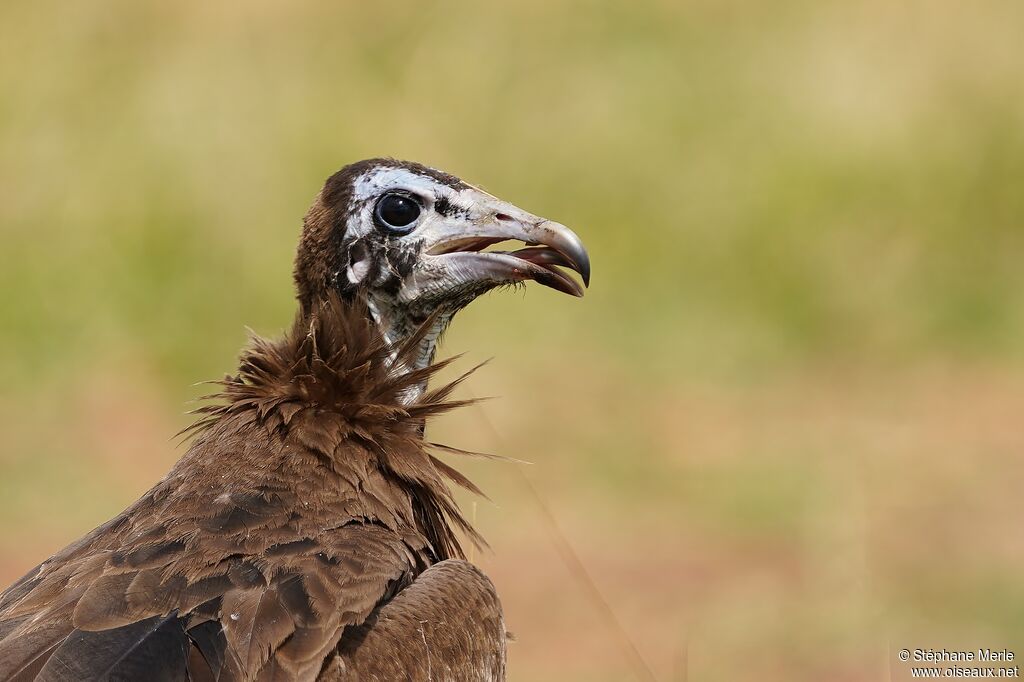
[294,158,590,372]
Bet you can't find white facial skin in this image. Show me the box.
[337,166,590,377]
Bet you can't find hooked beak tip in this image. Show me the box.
[536,220,591,291]
[579,257,592,288]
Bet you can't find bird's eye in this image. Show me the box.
[374,193,422,233]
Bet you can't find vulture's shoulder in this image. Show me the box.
[326,559,507,681]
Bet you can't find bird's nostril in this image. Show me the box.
[494,212,513,223]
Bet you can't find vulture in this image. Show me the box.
[0,159,590,681]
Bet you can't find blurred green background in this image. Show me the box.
[2,1,1023,680]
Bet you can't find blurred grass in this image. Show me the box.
[1,1,1023,680]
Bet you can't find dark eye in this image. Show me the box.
[374,193,422,233]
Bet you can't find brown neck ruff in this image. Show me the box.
[183,294,485,561]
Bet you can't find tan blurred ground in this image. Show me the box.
[1,1,1023,680]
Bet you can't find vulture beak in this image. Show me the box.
[411,193,591,300]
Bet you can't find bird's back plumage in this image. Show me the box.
[0,295,503,681]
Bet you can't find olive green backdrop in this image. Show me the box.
[1,1,1023,680]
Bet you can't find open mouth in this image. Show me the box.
[426,232,591,297]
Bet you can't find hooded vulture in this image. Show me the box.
[0,159,590,681]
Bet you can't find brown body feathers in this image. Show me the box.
[0,295,505,681]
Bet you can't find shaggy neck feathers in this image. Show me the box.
[188,294,483,561]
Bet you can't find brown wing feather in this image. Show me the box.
[324,560,507,681]
[0,296,496,679]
